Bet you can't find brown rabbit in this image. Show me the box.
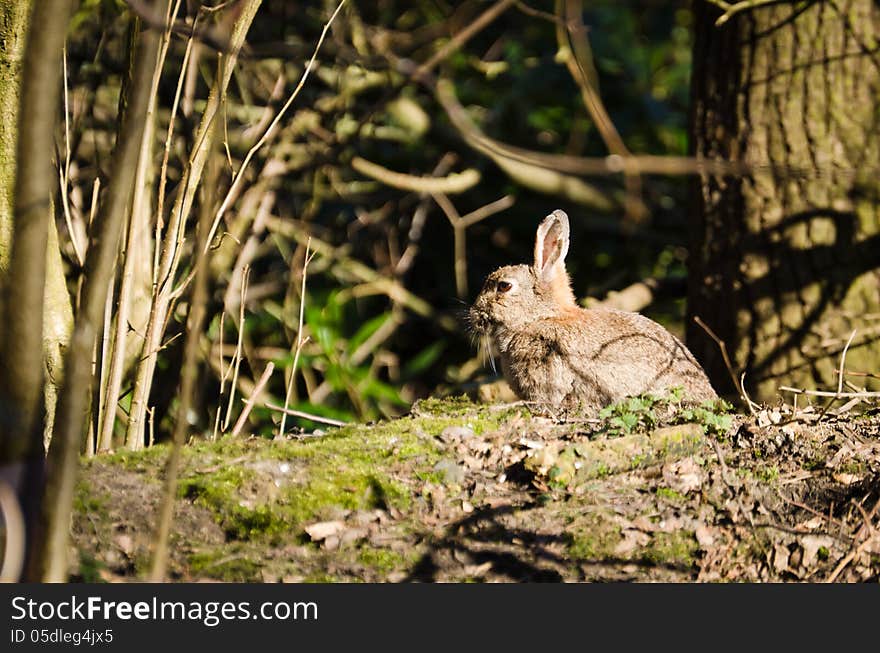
[468,209,716,411]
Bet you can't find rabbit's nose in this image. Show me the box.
[468,308,491,334]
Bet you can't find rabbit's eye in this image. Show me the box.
[496,280,513,293]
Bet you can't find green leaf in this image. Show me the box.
[348,312,394,354]
[402,340,446,378]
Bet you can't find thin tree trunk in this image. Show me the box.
[0,0,75,581]
[32,6,168,582]
[125,0,263,450]
[97,7,173,452]
[149,131,217,580]
[687,0,880,400]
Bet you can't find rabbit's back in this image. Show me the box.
[497,306,716,410]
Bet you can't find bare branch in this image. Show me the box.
[352,156,480,194]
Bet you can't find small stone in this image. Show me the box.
[439,425,475,442]
[114,534,134,556]
[304,520,346,541]
[695,524,715,548]
[433,458,467,485]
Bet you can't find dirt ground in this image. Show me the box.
[71,394,880,582]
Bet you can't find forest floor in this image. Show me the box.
[72,393,880,582]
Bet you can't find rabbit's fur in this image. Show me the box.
[469,210,716,411]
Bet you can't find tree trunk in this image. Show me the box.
[0,0,75,580]
[687,0,880,401]
[33,5,169,581]
[0,2,74,447]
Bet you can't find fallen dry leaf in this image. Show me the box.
[662,457,705,495]
[800,535,834,568]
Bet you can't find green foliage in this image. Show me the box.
[295,290,408,421]
[598,387,734,437]
[677,402,735,436]
[599,393,664,434]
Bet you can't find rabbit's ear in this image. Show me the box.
[534,209,570,282]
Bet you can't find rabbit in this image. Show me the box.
[468,209,717,412]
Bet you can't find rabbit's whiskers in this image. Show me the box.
[481,334,497,375]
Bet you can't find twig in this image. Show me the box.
[59,46,85,267]
[231,362,275,436]
[352,156,480,194]
[395,153,457,276]
[432,193,514,298]
[704,0,789,27]
[556,0,646,221]
[710,437,755,528]
[431,77,616,210]
[833,369,880,380]
[348,308,402,367]
[154,8,196,269]
[123,0,234,53]
[279,239,315,438]
[693,315,757,414]
[431,193,466,298]
[815,330,858,422]
[202,0,347,255]
[778,387,880,399]
[412,0,517,81]
[460,195,515,228]
[513,0,562,24]
[265,219,458,331]
[776,491,852,533]
[265,401,348,428]
[42,0,165,581]
[825,496,880,582]
[739,372,760,414]
[126,0,261,450]
[223,266,249,431]
[149,93,219,580]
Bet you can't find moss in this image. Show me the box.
[415,470,446,484]
[411,395,480,416]
[411,395,527,426]
[357,547,407,575]
[565,511,622,560]
[101,444,173,472]
[656,487,688,503]
[189,550,262,582]
[804,457,825,471]
[170,413,450,541]
[835,460,867,476]
[178,466,270,540]
[74,482,108,516]
[179,464,409,540]
[642,531,699,567]
[755,464,780,483]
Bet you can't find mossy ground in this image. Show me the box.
[72,395,880,582]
